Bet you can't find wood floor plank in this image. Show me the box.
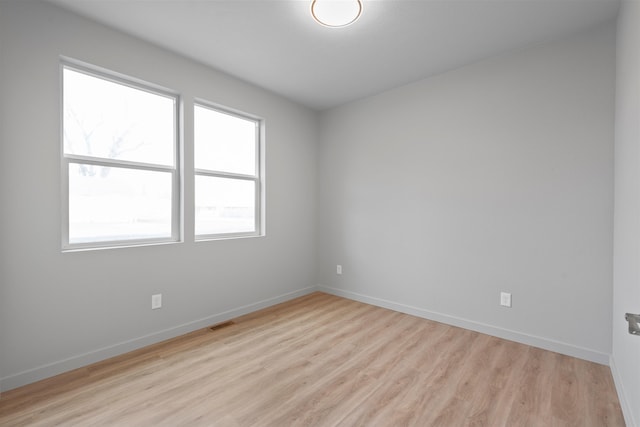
[464,339,530,427]
[505,346,557,426]
[0,292,625,427]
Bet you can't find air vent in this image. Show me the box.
[209,321,235,331]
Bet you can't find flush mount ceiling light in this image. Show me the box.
[311,0,363,28]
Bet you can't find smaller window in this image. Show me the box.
[194,103,262,239]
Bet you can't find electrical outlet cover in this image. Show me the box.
[500,292,512,308]
[152,294,162,309]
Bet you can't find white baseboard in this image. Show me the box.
[0,286,319,393]
[610,354,638,427]
[318,285,610,365]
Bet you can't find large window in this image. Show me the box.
[194,103,262,239]
[62,63,180,249]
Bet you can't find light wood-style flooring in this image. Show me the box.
[0,292,625,426]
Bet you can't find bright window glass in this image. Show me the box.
[69,165,172,244]
[194,106,256,175]
[195,176,256,236]
[63,68,175,166]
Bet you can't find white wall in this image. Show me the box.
[0,1,318,391]
[317,23,616,363]
[612,1,640,426]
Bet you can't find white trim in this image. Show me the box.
[61,57,178,101]
[0,286,319,392]
[610,354,638,427]
[318,285,610,365]
[62,239,181,253]
[193,98,262,123]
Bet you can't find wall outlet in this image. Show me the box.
[152,294,162,309]
[336,265,342,275]
[500,292,512,308]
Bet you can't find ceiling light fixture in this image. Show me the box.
[311,0,363,28]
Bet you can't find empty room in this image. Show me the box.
[0,0,638,425]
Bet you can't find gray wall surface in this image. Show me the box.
[0,1,318,390]
[613,1,640,425]
[317,24,615,362]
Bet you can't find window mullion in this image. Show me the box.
[194,169,256,181]
[65,155,175,173]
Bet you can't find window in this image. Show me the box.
[62,63,180,249]
[194,103,262,239]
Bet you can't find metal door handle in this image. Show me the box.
[625,313,640,336]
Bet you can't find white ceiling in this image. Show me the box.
[49,0,619,111]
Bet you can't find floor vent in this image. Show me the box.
[209,321,235,331]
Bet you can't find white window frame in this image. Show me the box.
[60,60,181,251]
[194,101,263,241]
